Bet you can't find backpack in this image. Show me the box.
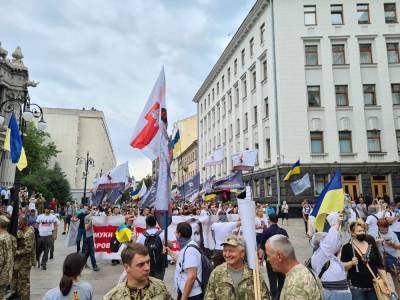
[144,231,165,270]
[181,243,213,292]
[305,257,330,278]
[110,233,121,253]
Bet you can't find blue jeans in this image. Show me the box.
[351,289,377,300]
[85,236,97,267]
[76,228,87,254]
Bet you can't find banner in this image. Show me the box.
[141,178,158,207]
[65,220,79,248]
[179,172,200,201]
[290,173,311,195]
[231,150,258,171]
[205,148,224,166]
[212,171,244,191]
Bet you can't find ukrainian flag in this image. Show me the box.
[283,160,301,181]
[3,113,27,171]
[130,188,140,201]
[172,129,181,158]
[311,169,344,232]
[204,193,216,201]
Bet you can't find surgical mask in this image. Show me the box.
[356,234,366,241]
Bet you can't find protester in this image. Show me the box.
[44,253,93,299]
[76,205,88,254]
[104,243,172,299]
[266,234,324,300]
[302,200,312,236]
[167,221,203,300]
[259,214,288,300]
[356,197,367,220]
[255,207,267,247]
[84,208,99,271]
[37,207,60,270]
[136,215,166,280]
[204,234,271,299]
[280,200,289,226]
[341,219,391,299]
[0,215,16,300]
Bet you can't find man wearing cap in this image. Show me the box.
[205,234,271,300]
[0,215,16,299]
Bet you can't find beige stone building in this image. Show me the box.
[42,107,116,201]
[176,140,198,186]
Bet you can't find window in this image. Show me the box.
[331,4,344,25]
[363,84,376,105]
[200,103,203,115]
[236,118,240,135]
[339,131,352,153]
[357,3,370,24]
[260,23,265,44]
[359,44,373,64]
[310,131,324,154]
[332,44,346,65]
[243,79,247,97]
[222,75,225,90]
[265,138,271,160]
[304,5,317,25]
[367,130,381,152]
[384,3,397,23]
[212,88,215,101]
[208,94,210,106]
[241,49,245,66]
[387,43,400,64]
[264,97,269,118]
[250,38,254,57]
[228,93,232,110]
[235,86,239,105]
[227,68,231,83]
[397,130,400,151]
[244,113,248,131]
[222,100,226,116]
[217,82,219,95]
[254,106,258,125]
[252,71,256,90]
[262,59,267,80]
[335,85,349,106]
[308,85,321,107]
[305,45,318,65]
[253,179,259,197]
[217,105,220,122]
[224,129,226,143]
[314,175,328,195]
[392,84,400,104]
[234,59,238,75]
[230,124,233,139]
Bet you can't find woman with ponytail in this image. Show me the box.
[44,253,93,299]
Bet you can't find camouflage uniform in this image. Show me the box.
[204,262,271,300]
[103,277,173,300]
[0,216,17,300]
[36,196,45,214]
[280,264,324,300]
[12,226,35,300]
[29,226,37,267]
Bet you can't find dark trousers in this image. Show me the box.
[150,267,166,280]
[50,235,54,257]
[177,290,203,300]
[266,261,285,300]
[303,215,309,234]
[85,236,97,268]
[38,236,52,267]
[76,228,86,253]
[212,250,224,268]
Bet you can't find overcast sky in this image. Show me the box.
[0,0,255,180]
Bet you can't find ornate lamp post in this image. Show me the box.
[76,151,94,205]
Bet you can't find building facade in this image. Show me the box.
[0,43,31,187]
[194,0,400,207]
[176,140,198,186]
[42,107,117,201]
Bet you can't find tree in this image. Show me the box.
[22,122,59,175]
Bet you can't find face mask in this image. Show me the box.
[356,234,366,241]
[177,237,191,248]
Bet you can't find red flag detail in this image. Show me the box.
[130,102,160,149]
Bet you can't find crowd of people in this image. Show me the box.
[1,189,400,299]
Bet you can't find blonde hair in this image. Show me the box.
[349,219,368,233]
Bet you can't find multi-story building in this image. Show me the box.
[42,107,117,201]
[193,0,400,207]
[176,140,198,186]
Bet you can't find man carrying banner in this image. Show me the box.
[204,234,271,300]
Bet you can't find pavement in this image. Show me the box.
[30,218,311,300]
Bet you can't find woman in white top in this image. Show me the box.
[281,201,289,226]
[28,196,37,211]
[44,253,93,300]
[255,207,267,247]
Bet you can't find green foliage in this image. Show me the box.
[22,122,59,175]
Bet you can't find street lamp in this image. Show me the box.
[0,81,46,235]
[76,151,94,205]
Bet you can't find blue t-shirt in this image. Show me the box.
[44,281,93,300]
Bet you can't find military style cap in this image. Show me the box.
[0,215,10,226]
[221,234,245,247]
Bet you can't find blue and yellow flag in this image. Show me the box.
[311,169,344,232]
[283,160,301,181]
[172,129,181,157]
[130,188,140,201]
[3,113,27,171]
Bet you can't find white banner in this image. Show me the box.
[205,148,224,166]
[231,149,258,171]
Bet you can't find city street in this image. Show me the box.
[31,218,311,299]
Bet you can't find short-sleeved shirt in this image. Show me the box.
[44,281,93,300]
[84,215,93,237]
[211,222,237,250]
[136,227,165,245]
[175,241,202,297]
[37,214,60,237]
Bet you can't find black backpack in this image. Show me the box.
[305,257,330,278]
[144,231,165,270]
[182,243,213,292]
[110,233,121,253]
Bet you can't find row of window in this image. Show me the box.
[307,83,400,107]
[305,42,400,66]
[304,3,398,26]
[200,22,266,115]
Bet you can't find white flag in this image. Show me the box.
[231,149,258,171]
[290,173,311,195]
[205,148,224,166]
[139,182,147,198]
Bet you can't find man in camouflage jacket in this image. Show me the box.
[0,215,16,299]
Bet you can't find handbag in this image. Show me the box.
[353,244,390,300]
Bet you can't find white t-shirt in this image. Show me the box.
[136,227,165,245]
[366,211,388,237]
[175,241,202,297]
[37,214,60,236]
[211,222,237,250]
[255,217,268,234]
